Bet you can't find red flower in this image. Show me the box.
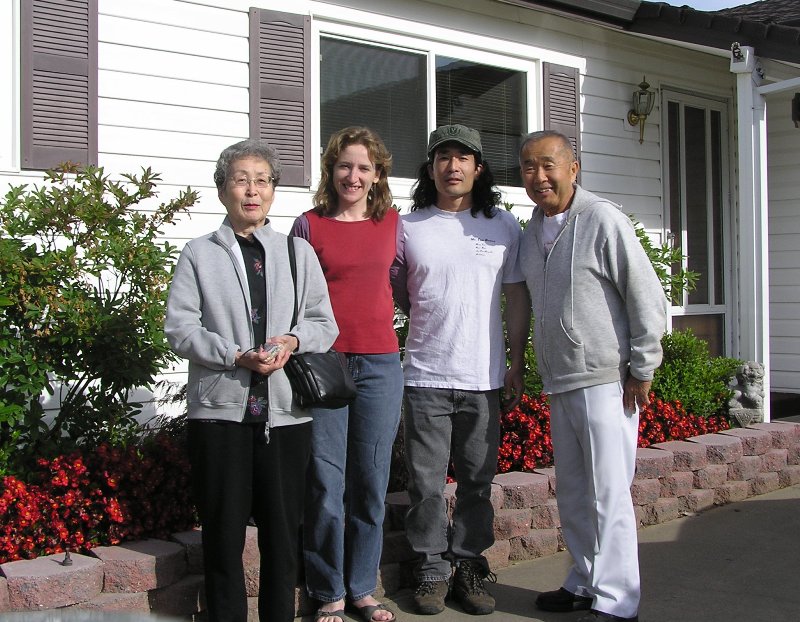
[496,393,553,474]
[496,392,731,474]
[0,432,197,564]
[637,393,730,448]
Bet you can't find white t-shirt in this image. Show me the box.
[542,209,569,255]
[400,205,524,390]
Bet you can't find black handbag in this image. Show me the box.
[284,236,357,409]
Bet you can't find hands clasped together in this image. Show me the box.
[236,335,299,375]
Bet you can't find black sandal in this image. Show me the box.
[353,603,397,622]
[314,608,346,622]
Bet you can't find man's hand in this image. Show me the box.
[623,374,652,412]
[503,366,524,413]
[502,281,531,413]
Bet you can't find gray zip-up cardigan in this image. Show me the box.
[165,218,338,427]
[520,185,667,394]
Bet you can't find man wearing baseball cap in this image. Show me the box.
[391,124,530,616]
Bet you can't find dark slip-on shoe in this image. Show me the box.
[535,587,593,612]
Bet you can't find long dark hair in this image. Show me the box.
[409,152,501,218]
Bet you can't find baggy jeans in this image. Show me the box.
[402,386,501,581]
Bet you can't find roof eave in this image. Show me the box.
[630,2,800,65]
[494,0,640,27]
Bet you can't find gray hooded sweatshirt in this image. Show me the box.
[165,218,338,427]
[521,185,667,394]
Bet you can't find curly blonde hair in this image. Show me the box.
[313,127,393,220]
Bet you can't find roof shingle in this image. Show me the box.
[631,1,800,64]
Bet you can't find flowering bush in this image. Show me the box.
[496,392,731,474]
[638,396,730,447]
[497,393,553,473]
[0,432,196,564]
[0,165,196,476]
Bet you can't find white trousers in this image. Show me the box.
[549,381,640,618]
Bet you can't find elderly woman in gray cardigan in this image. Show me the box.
[165,138,338,622]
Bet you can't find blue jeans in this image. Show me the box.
[403,386,501,581]
[303,353,403,602]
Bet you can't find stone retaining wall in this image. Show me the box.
[2,421,799,619]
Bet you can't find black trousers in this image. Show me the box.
[188,420,312,622]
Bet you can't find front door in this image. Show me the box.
[663,91,731,356]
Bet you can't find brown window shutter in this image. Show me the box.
[249,8,311,187]
[21,0,98,170]
[542,62,580,161]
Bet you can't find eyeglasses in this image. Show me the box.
[230,176,276,189]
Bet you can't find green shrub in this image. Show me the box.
[521,314,543,396]
[631,218,698,305]
[0,164,197,475]
[652,329,741,419]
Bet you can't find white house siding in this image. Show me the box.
[2,0,755,418]
[418,0,736,229]
[2,0,740,244]
[767,88,800,394]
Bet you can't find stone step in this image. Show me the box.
[1,427,798,616]
[1,552,103,610]
[90,538,187,593]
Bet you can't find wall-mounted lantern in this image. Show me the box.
[627,76,656,144]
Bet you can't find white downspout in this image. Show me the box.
[730,44,770,421]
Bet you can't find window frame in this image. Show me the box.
[250,7,582,198]
[312,21,540,190]
[1,0,20,172]
[662,88,733,356]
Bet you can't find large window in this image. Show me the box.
[320,37,526,183]
[320,38,427,178]
[251,9,578,188]
[436,57,525,186]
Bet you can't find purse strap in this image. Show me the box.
[287,235,299,328]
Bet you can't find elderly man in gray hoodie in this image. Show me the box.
[518,130,667,622]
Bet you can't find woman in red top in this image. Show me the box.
[291,127,402,622]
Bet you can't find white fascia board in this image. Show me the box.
[758,76,800,96]
[309,0,585,69]
[0,0,20,173]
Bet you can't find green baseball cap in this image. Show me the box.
[427,124,483,158]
